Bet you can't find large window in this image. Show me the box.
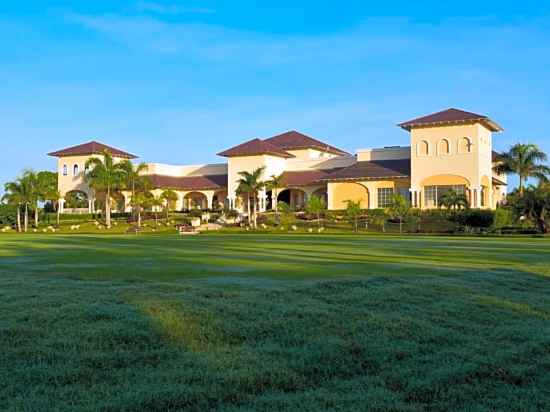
[377,188,394,208]
[63,164,68,176]
[73,164,79,176]
[424,185,466,207]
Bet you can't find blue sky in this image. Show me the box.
[2,1,550,190]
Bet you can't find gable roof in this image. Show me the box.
[322,159,411,182]
[265,130,349,156]
[48,141,137,159]
[217,138,294,158]
[398,108,503,132]
[148,174,227,191]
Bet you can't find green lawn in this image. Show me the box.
[1,233,549,411]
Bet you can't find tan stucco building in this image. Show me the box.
[48,108,507,214]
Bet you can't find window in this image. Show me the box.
[458,137,472,153]
[377,188,394,208]
[397,187,411,201]
[417,140,429,156]
[73,164,79,176]
[424,185,466,207]
[480,187,486,207]
[63,165,67,176]
[438,139,451,155]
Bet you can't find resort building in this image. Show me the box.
[48,108,507,214]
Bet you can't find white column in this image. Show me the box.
[88,199,93,213]
[471,187,481,208]
[206,192,214,210]
[327,184,334,210]
[59,198,65,214]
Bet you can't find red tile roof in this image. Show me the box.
[280,169,342,187]
[48,141,137,159]
[265,131,349,156]
[217,138,294,158]
[398,108,503,132]
[492,150,502,162]
[147,174,227,190]
[322,159,411,181]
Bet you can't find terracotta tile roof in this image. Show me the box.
[147,174,227,191]
[280,168,343,187]
[217,138,294,158]
[48,141,137,159]
[398,108,503,132]
[492,150,502,162]
[322,159,411,181]
[265,131,349,156]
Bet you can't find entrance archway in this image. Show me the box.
[64,190,89,209]
[184,192,208,210]
[277,188,307,210]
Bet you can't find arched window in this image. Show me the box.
[417,140,429,156]
[63,165,68,176]
[73,164,79,176]
[458,137,472,153]
[438,139,451,155]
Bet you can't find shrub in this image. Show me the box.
[493,207,514,229]
[0,204,17,226]
[451,209,495,230]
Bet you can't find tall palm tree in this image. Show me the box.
[236,167,265,228]
[36,171,58,225]
[85,150,126,228]
[2,181,25,232]
[494,143,550,195]
[119,160,149,215]
[305,195,326,228]
[161,189,178,223]
[439,189,469,212]
[150,193,163,226]
[21,170,41,227]
[266,173,284,215]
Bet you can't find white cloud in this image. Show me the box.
[136,2,215,15]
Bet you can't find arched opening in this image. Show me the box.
[212,190,227,210]
[73,164,79,176]
[277,188,307,210]
[331,182,369,210]
[184,192,207,210]
[417,140,429,156]
[110,192,126,212]
[480,175,491,208]
[458,137,472,154]
[64,190,89,210]
[421,175,470,208]
[438,139,451,155]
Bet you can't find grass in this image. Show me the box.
[1,233,549,411]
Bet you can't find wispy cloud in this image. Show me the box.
[65,13,420,64]
[136,2,215,15]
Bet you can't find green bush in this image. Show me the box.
[451,209,495,230]
[494,207,514,229]
[0,204,17,226]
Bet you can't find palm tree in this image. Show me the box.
[21,170,41,227]
[119,160,149,215]
[4,176,34,232]
[150,193,163,226]
[345,199,362,232]
[494,143,550,195]
[386,194,411,234]
[305,195,326,228]
[266,173,284,215]
[438,189,469,212]
[36,171,58,225]
[85,150,126,228]
[161,189,178,223]
[236,167,265,228]
[2,181,25,232]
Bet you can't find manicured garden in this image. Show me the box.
[1,233,549,411]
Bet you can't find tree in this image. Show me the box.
[150,193,163,226]
[161,190,178,223]
[345,200,362,233]
[438,189,469,212]
[305,195,326,228]
[370,209,387,233]
[119,160,149,217]
[236,167,265,228]
[2,180,28,232]
[266,174,284,217]
[21,170,40,227]
[386,194,411,234]
[85,150,126,229]
[510,184,550,233]
[494,144,550,195]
